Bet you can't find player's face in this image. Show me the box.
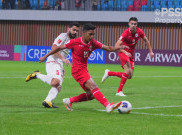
[128,21,138,32]
[83,30,95,43]
[68,26,79,39]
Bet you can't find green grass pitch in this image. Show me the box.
[0,60,182,135]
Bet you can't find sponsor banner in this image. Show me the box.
[66,49,105,64]
[0,45,14,60]
[105,51,120,64]
[105,49,182,67]
[67,50,72,62]
[26,45,51,61]
[88,49,105,64]
[135,49,182,67]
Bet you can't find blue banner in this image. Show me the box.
[88,49,105,64]
[26,45,51,61]
[67,49,105,64]
[26,45,106,64]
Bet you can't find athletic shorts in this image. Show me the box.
[46,61,64,86]
[71,68,91,91]
[118,53,134,70]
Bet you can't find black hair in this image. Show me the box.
[83,23,96,32]
[129,17,138,22]
[68,22,80,28]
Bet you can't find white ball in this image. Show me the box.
[118,101,132,114]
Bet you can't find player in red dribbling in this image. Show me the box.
[102,17,154,97]
[39,23,128,113]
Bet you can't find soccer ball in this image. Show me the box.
[118,101,132,114]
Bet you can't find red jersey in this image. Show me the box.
[65,37,103,72]
[119,27,145,56]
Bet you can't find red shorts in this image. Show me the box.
[118,53,134,70]
[71,68,91,91]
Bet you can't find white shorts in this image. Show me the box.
[46,62,64,86]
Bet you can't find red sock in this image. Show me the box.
[117,73,128,93]
[108,71,123,78]
[91,88,110,107]
[70,93,94,103]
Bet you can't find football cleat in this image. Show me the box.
[101,69,110,83]
[42,100,59,108]
[63,98,73,111]
[106,101,122,113]
[25,70,40,82]
[116,91,126,97]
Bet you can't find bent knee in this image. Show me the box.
[51,79,60,87]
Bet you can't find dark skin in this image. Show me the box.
[39,29,128,96]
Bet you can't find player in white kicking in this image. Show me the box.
[25,22,80,108]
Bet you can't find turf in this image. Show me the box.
[0,60,182,135]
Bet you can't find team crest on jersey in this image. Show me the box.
[79,45,84,47]
[135,33,138,37]
[57,39,62,44]
[132,39,135,43]
[89,46,93,51]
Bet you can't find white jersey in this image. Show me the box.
[47,33,70,66]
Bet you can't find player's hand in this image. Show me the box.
[149,52,154,59]
[39,57,46,63]
[125,52,132,57]
[120,45,129,50]
[63,59,71,66]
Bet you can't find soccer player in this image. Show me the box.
[25,22,80,108]
[101,17,154,96]
[39,23,128,113]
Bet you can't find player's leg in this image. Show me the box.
[63,74,95,111]
[84,79,122,113]
[63,90,94,111]
[116,62,133,96]
[115,53,132,96]
[101,69,123,83]
[42,63,64,108]
[42,78,61,108]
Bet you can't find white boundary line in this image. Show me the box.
[1,76,182,79]
[133,105,182,109]
[131,112,182,117]
[97,105,182,117]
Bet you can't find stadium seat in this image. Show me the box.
[0,1,2,9]
[174,1,181,8]
[108,0,114,11]
[30,0,39,9]
[121,0,128,11]
[127,5,133,11]
[161,1,167,8]
[141,5,148,11]
[168,1,175,8]
[154,0,161,10]
[134,0,142,11]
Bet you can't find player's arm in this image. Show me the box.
[52,44,71,66]
[115,40,132,57]
[101,44,128,52]
[39,45,66,62]
[142,36,154,59]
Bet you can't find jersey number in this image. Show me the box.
[84,51,89,58]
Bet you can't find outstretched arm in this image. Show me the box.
[52,45,71,66]
[115,40,132,57]
[142,36,154,59]
[39,44,66,62]
[101,44,128,52]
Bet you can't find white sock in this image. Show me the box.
[36,73,52,85]
[45,87,59,102]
